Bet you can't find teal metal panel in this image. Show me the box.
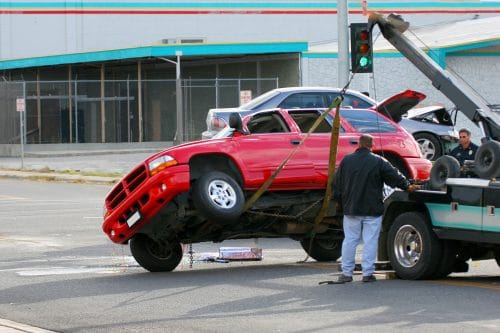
[0,42,308,70]
[426,203,483,231]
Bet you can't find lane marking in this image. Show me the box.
[0,318,56,333]
[430,279,500,291]
[0,195,27,200]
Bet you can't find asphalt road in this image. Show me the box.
[0,179,499,333]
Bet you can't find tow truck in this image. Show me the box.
[368,13,500,279]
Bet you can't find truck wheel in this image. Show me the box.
[192,171,244,223]
[429,155,460,190]
[130,234,183,272]
[387,212,442,280]
[431,240,458,279]
[300,237,342,261]
[414,133,442,161]
[474,141,500,179]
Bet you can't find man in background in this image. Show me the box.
[449,128,478,176]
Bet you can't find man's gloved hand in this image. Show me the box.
[407,184,421,192]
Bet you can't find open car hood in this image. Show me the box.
[375,89,426,122]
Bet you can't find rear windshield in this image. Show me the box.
[341,110,397,133]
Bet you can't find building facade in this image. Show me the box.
[0,1,499,152]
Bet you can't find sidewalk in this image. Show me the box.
[0,149,159,185]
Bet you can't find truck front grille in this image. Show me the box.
[106,164,148,209]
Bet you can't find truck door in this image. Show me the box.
[483,186,500,233]
[287,109,356,186]
[234,110,314,190]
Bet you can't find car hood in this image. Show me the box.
[375,89,426,122]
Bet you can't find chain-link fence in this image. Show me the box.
[0,78,278,144]
[0,81,25,144]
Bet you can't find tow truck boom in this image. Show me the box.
[368,13,500,142]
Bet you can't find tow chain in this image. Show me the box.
[189,243,194,268]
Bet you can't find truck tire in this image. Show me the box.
[192,171,244,223]
[474,141,500,179]
[429,155,460,190]
[414,133,442,161]
[130,234,183,272]
[431,240,458,279]
[300,237,342,262]
[387,212,443,280]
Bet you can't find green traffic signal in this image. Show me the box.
[359,56,369,68]
[350,23,374,73]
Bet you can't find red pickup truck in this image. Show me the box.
[103,106,431,272]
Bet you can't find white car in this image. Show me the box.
[399,106,459,161]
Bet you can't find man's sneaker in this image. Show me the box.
[362,275,377,283]
[335,274,353,283]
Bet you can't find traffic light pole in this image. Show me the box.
[337,0,350,87]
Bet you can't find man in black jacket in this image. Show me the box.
[332,134,419,283]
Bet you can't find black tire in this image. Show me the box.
[130,234,183,272]
[431,240,458,279]
[429,155,460,190]
[414,133,442,161]
[387,212,443,280]
[474,141,500,179]
[192,171,244,223]
[300,237,342,262]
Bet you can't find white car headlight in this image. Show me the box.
[148,155,178,175]
[442,130,459,141]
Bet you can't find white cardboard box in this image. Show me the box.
[218,247,262,260]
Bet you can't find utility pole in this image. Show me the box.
[337,0,350,87]
[159,51,184,144]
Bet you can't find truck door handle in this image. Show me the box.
[290,140,301,145]
[350,140,358,145]
[487,205,495,216]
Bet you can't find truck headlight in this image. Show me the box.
[148,155,178,175]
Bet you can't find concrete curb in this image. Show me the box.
[0,169,119,185]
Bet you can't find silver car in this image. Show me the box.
[203,87,458,161]
[202,87,375,139]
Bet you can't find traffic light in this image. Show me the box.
[350,23,373,73]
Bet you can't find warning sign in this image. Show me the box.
[239,90,252,106]
[16,98,25,112]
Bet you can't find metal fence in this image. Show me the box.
[0,78,278,145]
[0,81,26,144]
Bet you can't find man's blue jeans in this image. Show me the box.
[341,215,383,277]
